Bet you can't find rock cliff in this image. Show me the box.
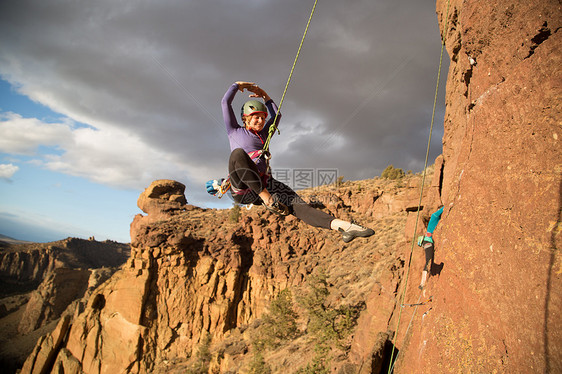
[20,174,438,373]
[395,0,561,373]
[0,238,130,297]
[0,238,130,372]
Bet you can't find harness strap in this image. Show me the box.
[216,150,271,198]
[247,150,265,160]
[230,173,270,196]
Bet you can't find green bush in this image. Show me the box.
[299,271,360,345]
[248,350,272,374]
[381,165,405,180]
[335,175,344,188]
[187,334,212,374]
[297,270,362,372]
[255,289,299,349]
[229,204,241,223]
[248,289,298,373]
[296,354,331,374]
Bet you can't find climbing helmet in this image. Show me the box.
[240,100,267,121]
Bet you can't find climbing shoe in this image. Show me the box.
[417,235,434,246]
[339,222,375,243]
[264,194,290,216]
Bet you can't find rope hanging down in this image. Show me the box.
[262,0,318,153]
[212,0,317,198]
[387,0,451,372]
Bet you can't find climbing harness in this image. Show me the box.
[386,0,451,372]
[208,0,318,199]
[211,150,270,198]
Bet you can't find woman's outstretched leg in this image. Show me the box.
[269,178,374,242]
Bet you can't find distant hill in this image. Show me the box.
[0,237,130,292]
[0,234,32,245]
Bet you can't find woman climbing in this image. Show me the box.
[216,81,375,243]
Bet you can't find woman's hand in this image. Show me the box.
[235,81,271,102]
[235,81,255,92]
[247,85,271,102]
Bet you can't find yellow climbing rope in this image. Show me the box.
[387,0,451,372]
[262,0,318,153]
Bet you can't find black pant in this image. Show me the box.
[228,148,335,229]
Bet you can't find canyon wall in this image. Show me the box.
[0,238,129,297]
[396,0,561,372]
[20,176,436,373]
[0,238,130,372]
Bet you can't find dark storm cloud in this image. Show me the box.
[0,0,447,206]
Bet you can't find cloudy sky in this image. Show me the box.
[0,0,448,243]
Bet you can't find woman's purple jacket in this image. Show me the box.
[221,83,281,174]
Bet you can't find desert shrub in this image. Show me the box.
[248,350,272,374]
[335,175,344,188]
[254,289,299,349]
[299,271,360,345]
[229,204,241,223]
[248,289,298,373]
[297,270,363,372]
[187,334,212,374]
[381,165,405,180]
[296,352,331,374]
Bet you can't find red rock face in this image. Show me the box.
[396,1,561,372]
